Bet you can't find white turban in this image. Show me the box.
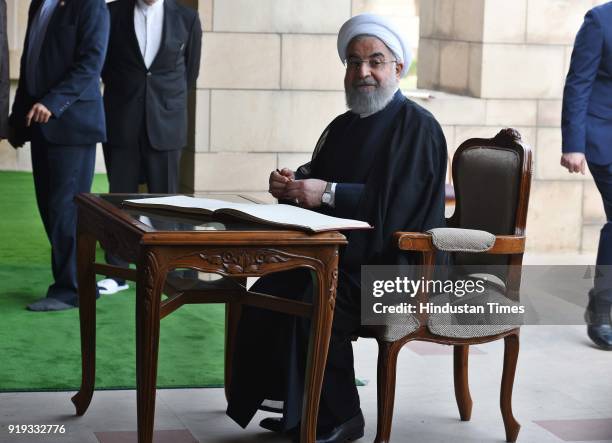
[337,13,412,78]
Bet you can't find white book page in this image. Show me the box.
[220,203,371,231]
[124,196,372,231]
[124,196,245,212]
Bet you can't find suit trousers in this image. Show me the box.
[588,161,612,303]
[30,125,96,304]
[102,123,182,194]
[102,123,182,276]
[226,268,362,434]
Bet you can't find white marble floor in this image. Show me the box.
[1,255,610,443]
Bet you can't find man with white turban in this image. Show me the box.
[227,13,447,442]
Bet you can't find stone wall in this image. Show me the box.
[416,0,609,253]
[0,0,605,253]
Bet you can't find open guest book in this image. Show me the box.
[123,196,373,233]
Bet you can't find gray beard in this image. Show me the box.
[345,78,399,116]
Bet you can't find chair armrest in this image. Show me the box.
[394,232,435,252]
[394,231,525,254]
[487,235,525,254]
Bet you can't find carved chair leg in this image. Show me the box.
[501,333,521,442]
[374,340,403,443]
[454,345,473,421]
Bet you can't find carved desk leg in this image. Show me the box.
[72,224,98,416]
[136,250,166,443]
[299,247,339,443]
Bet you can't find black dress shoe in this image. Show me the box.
[293,410,365,443]
[260,417,284,433]
[585,290,612,350]
[587,325,612,350]
[260,417,297,435]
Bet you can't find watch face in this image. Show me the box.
[322,192,331,204]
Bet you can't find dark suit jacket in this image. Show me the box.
[9,0,109,146]
[562,2,612,165]
[102,0,202,151]
[0,0,9,139]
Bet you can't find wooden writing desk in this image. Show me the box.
[71,193,346,443]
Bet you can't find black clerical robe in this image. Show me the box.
[226,90,447,433]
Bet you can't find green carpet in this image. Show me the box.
[0,171,225,391]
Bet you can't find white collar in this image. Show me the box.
[136,0,164,12]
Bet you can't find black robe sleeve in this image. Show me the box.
[342,102,447,268]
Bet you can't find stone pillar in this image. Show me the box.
[416,0,608,253]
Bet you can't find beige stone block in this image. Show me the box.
[439,41,470,94]
[581,225,600,254]
[281,35,345,91]
[199,33,280,90]
[15,144,31,171]
[454,126,494,149]
[441,125,455,149]
[94,144,106,174]
[414,93,486,126]
[198,0,213,32]
[6,0,28,50]
[418,0,435,38]
[485,100,537,127]
[482,0,527,43]
[278,153,313,171]
[194,90,210,152]
[583,181,605,222]
[535,128,561,180]
[213,0,351,33]
[434,0,455,38]
[526,181,582,252]
[352,0,417,16]
[210,90,346,153]
[537,100,562,127]
[9,50,21,80]
[526,0,592,45]
[480,44,565,99]
[536,128,592,180]
[453,0,484,42]
[516,127,537,148]
[405,17,421,54]
[468,43,483,97]
[0,140,18,170]
[192,153,276,192]
[416,38,440,90]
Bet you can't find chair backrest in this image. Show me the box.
[449,128,533,269]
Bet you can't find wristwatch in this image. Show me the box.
[321,182,335,207]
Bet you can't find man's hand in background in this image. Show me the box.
[26,103,52,126]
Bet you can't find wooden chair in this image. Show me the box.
[365,128,533,443]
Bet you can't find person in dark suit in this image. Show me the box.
[97,0,202,295]
[8,0,110,311]
[562,1,612,350]
[0,0,9,140]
